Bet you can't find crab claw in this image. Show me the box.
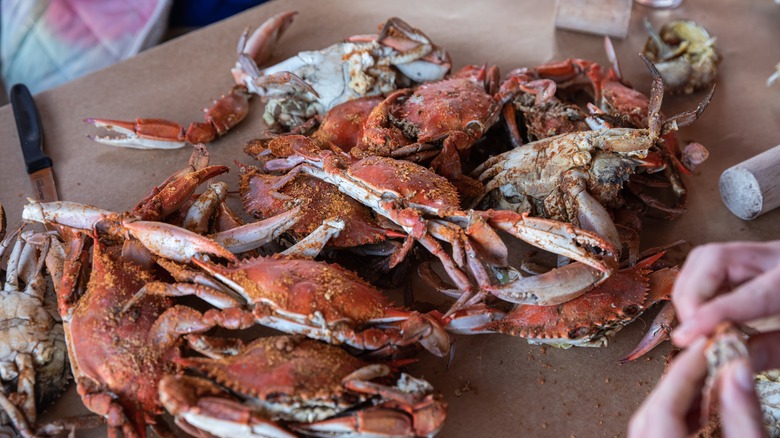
[375,17,452,82]
[231,11,319,99]
[479,210,619,274]
[210,207,302,253]
[439,304,506,335]
[85,118,187,149]
[619,301,675,363]
[132,165,230,221]
[122,220,237,264]
[159,375,296,438]
[232,11,298,81]
[486,263,610,306]
[293,403,444,438]
[399,312,451,358]
[620,265,678,362]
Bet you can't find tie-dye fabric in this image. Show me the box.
[1,0,172,94]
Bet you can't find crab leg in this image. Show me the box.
[85,86,250,149]
[14,354,36,425]
[0,393,35,438]
[559,169,622,249]
[0,203,5,242]
[426,220,495,308]
[280,218,344,258]
[132,165,229,221]
[23,201,116,232]
[183,182,229,233]
[210,207,302,253]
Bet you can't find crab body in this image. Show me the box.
[354,65,502,199]
[445,252,678,352]
[310,96,385,153]
[475,56,712,251]
[239,164,391,250]
[235,14,451,132]
[135,250,451,358]
[186,255,451,358]
[643,20,719,95]
[65,241,176,437]
[160,335,447,437]
[0,230,70,437]
[476,129,649,213]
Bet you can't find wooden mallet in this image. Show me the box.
[719,144,780,220]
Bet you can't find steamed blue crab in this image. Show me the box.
[232,12,452,131]
[87,12,452,149]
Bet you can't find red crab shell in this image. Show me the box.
[311,96,384,153]
[176,336,369,420]
[397,68,497,142]
[516,94,589,141]
[194,255,401,324]
[355,65,499,159]
[347,156,461,213]
[239,165,388,248]
[481,254,676,344]
[69,242,176,434]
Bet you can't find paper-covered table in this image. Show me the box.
[0,0,778,436]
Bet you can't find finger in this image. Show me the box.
[629,338,708,438]
[719,357,767,438]
[674,265,780,347]
[749,330,780,372]
[671,244,729,322]
[672,242,780,323]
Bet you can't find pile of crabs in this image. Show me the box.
[1,11,723,438]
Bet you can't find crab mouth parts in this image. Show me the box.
[526,323,626,348]
[249,396,360,423]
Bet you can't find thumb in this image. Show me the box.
[719,357,767,438]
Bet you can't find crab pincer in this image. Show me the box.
[85,86,251,149]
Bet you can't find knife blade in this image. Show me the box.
[10,83,59,203]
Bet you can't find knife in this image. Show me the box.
[10,83,59,203]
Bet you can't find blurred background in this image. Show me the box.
[0,0,269,105]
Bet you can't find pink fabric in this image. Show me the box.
[1,0,172,94]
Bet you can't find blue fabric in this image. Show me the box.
[169,0,268,27]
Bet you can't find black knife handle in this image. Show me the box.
[10,83,51,174]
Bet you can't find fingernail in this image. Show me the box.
[672,323,692,344]
[732,359,756,393]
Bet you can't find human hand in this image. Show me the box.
[628,336,767,438]
[671,240,780,347]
